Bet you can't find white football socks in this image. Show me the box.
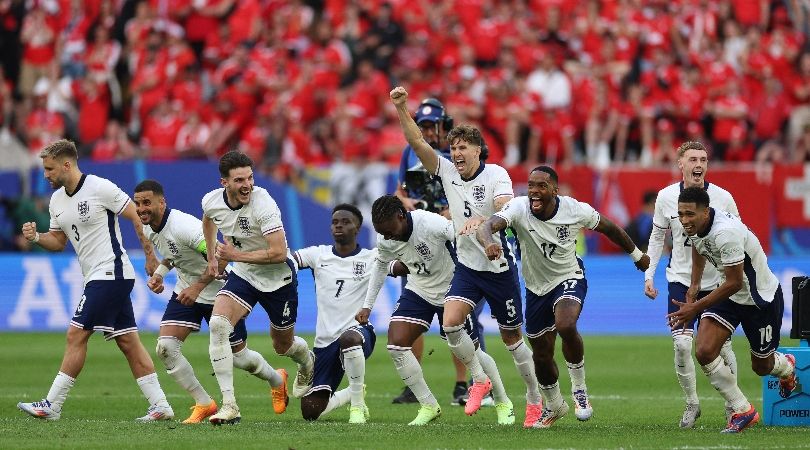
[322,388,351,416]
[388,346,438,407]
[46,371,75,412]
[673,334,698,405]
[135,373,170,408]
[507,340,542,404]
[233,347,283,387]
[566,358,587,393]
[477,348,509,404]
[209,315,236,404]
[342,346,366,407]
[701,355,750,413]
[444,324,487,383]
[157,336,212,405]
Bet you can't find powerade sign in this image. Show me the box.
[1,254,807,334]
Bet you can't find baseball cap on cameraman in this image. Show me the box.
[416,103,444,125]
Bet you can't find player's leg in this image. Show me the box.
[208,278,253,424]
[262,280,314,399]
[525,288,565,428]
[482,270,542,414]
[17,325,93,420]
[339,324,376,423]
[667,282,701,427]
[696,301,756,433]
[454,313,513,425]
[452,300,489,407]
[157,296,217,423]
[300,340,345,421]
[742,287,797,398]
[223,314,287,414]
[553,278,591,421]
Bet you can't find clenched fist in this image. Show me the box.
[21,222,38,242]
[390,86,408,106]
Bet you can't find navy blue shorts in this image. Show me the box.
[701,285,784,358]
[525,277,588,339]
[219,271,298,330]
[391,288,480,342]
[69,279,137,341]
[668,282,712,335]
[445,263,523,330]
[161,293,247,346]
[309,324,376,395]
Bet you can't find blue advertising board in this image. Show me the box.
[1,254,807,335]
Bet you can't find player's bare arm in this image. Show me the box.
[121,201,159,275]
[215,229,289,264]
[146,258,173,294]
[202,214,220,277]
[22,221,68,252]
[686,245,706,302]
[476,215,508,261]
[390,86,439,174]
[594,215,651,271]
[493,195,512,212]
[669,263,743,329]
[389,260,409,277]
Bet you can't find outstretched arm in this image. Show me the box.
[643,224,667,299]
[390,86,439,174]
[21,221,68,252]
[356,258,390,324]
[216,230,289,264]
[594,215,650,271]
[476,215,509,260]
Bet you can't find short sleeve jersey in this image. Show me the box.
[495,196,599,295]
[201,186,293,292]
[144,208,224,304]
[374,210,456,306]
[294,245,377,348]
[48,174,135,283]
[434,157,514,272]
[688,208,778,307]
[648,181,739,289]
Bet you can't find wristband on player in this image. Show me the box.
[154,264,170,277]
[388,260,398,276]
[30,232,40,243]
[630,247,643,262]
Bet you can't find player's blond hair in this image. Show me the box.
[39,139,78,161]
[676,141,708,159]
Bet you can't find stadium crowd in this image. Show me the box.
[0,0,810,179]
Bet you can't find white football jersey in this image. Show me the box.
[48,174,135,283]
[496,196,598,295]
[434,157,514,272]
[374,210,456,306]
[688,208,778,307]
[144,208,224,305]
[647,182,738,289]
[294,245,377,348]
[201,186,293,292]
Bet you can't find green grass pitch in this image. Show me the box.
[0,332,807,449]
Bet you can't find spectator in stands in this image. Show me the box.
[91,120,135,161]
[625,190,658,253]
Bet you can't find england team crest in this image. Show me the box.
[167,240,179,256]
[78,201,90,222]
[556,225,570,243]
[237,217,251,235]
[472,185,486,203]
[353,261,367,277]
[415,242,432,260]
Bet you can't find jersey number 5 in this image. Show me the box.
[464,201,472,218]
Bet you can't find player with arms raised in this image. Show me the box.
[294,204,377,424]
[201,151,314,424]
[134,179,286,424]
[17,139,173,422]
[390,86,542,425]
[357,195,512,426]
[643,141,740,428]
[477,166,650,428]
[668,187,797,433]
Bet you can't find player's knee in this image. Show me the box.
[694,344,718,366]
[499,328,522,346]
[338,330,362,350]
[673,335,693,354]
[209,315,233,338]
[156,336,182,362]
[272,336,292,355]
[300,395,325,421]
[554,320,578,339]
[751,358,772,376]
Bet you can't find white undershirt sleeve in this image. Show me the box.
[644,223,667,281]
